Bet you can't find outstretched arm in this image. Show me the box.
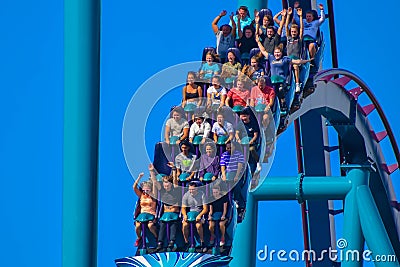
[285,8,292,39]
[298,8,304,39]
[237,15,242,38]
[149,163,160,193]
[277,9,287,36]
[273,10,282,25]
[256,34,269,58]
[230,12,237,39]
[318,3,325,24]
[133,172,144,198]
[255,13,261,36]
[212,10,227,34]
[167,162,179,187]
[291,58,313,65]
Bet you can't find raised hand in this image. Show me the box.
[148,163,154,172]
[220,10,227,17]
[288,7,293,15]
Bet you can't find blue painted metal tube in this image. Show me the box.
[63,0,100,266]
[341,168,368,267]
[251,176,351,201]
[231,193,258,267]
[357,185,399,267]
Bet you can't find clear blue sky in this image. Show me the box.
[0,0,398,267]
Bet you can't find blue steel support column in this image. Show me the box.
[357,186,399,267]
[300,111,333,267]
[341,166,368,267]
[63,0,100,266]
[231,193,258,267]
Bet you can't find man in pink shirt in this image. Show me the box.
[225,78,250,108]
[250,76,275,127]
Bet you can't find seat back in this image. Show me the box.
[202,47,217,62]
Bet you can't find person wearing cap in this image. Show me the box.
[189,113,211,145]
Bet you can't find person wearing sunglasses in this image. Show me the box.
[133,165,158,247]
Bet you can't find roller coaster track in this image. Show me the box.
[297,68,400,263]
[231,68,400,267]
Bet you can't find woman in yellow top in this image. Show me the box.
[133,164,158,246]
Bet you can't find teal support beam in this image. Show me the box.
[341,167,369,267]
[357,185,399,267]
[251,176,351,201]
[231,194,258,267]
[63,0,100,266]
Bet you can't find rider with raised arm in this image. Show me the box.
[266,9,286,51]
[212,10,236,64]
[133,165,158,247]
[256,39,313,111]
[285,7,304,93]
[295,3,325,62]
[230,5,253,39]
